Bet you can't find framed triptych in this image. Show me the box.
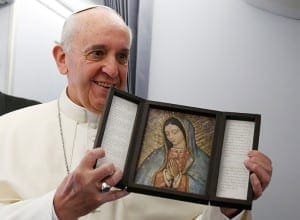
[94,88,260,210]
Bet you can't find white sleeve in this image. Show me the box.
[195,206,252,220]
[0,190,57,220]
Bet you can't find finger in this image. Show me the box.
[174,160,179,169]
[171,160,178,175]
[102,168,123,187]
[166,162,170,171]
[244,158,272,190]
[245,150,272,190]
[171,159,177,168]
[97,189,129,205]
[167,161,172,175]
[247,157,272,176]
[248,150,272,174]
[250,173,262,200]
[79,148,105,169]
[92,162,116,182]
[248,150,271,162]
[169,160,176,176]
[167,162,172,176]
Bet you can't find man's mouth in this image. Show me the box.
[93,81,115,89]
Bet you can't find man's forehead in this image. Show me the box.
[72,25,131,51]
[62,5,131,50]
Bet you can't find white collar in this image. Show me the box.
[59,88,100,124]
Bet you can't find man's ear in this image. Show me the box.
[52,45,68,75]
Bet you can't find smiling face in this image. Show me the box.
[53,7,131,113]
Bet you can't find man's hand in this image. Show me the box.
[221,150,272,218]
[244,150,272,199]
[53,148,128,220]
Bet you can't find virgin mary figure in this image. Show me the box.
[135,117,209,194]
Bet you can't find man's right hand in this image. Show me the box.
[53,148,128,220]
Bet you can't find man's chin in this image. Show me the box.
[90,102,105,114]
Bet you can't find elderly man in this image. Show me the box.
[0,5,272,220]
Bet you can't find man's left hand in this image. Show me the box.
[244,150,272,199]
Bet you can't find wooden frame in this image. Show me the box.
[94,88,261,210]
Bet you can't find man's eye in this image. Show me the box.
[117,53,129,65]
[85,50,105,61]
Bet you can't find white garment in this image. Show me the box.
[0,90,251,220]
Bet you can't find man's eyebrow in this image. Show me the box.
[83,45,106,53]
[83,45,130,53]
[119,48,130,53]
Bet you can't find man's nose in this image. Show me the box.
[102,56,118,78]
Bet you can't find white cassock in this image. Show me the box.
[0,89,251,220]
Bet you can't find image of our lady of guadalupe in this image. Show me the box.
[135,116,210,195]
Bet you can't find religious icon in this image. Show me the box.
[135,109,216,195]
[94,88,261,209]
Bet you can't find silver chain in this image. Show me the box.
[57,99,78,175]
[57,100,70,175]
